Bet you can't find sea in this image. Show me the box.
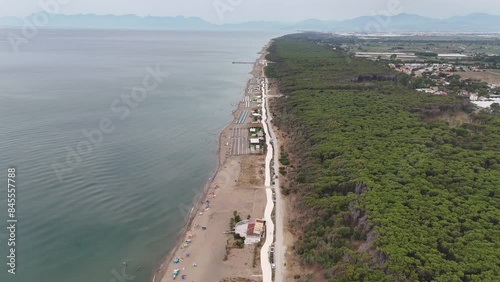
[0,28,281,282]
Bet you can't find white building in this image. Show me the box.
[234,219,266,244]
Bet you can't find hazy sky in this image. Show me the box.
[1,0,499,23]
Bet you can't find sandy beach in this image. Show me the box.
[153,47,272,282]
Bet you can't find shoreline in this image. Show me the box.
[151,43,271,282]
[151,120,228,282]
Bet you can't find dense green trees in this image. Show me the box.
[415,52,439,57]
[267,35,500,281]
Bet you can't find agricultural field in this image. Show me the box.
[353,35,500,60]
[456,71,500,85]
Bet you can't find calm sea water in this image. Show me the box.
[0,29,280,282]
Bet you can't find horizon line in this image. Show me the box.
[1,11,499,25]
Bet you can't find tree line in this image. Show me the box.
[266,34,500,282]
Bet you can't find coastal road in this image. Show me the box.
[258,57,286,281]
[264,76,286,282]
[259,66,275,282]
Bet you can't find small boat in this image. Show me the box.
[173,269,180,279]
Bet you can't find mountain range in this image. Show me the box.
[1,13,500,32]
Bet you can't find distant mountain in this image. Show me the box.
[293,18,339,31]
[0,13,218,30]
[1,13,499,32]
[224,21,286,31]
[0,16,22,26]
[326,13,500,32]
[443,13,500,32]
[448,12,500,24]
[328,13,437,32]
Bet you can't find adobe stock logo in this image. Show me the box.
[342,0,409,64]
[51,64,169,182]
[7,0,73,53]
[212,0,243,23]
[109,267,135,282]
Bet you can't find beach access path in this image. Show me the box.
[259,61,274,282]
[259,61,286,281]
[264,75,286,282]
